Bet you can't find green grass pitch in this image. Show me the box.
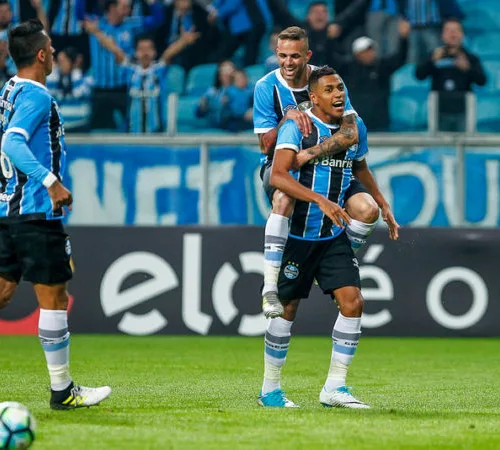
[1,336,500,450]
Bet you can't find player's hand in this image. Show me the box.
[285,109,313,137]
[317,197,351,228]
[381,204,399,240]
[47,180,73,212]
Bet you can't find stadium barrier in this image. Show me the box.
[64,133,500,227]
[1,227,498,337]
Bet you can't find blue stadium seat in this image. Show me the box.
[177,95,207,132]
[245,64,266,85]
[476,94,500,132]
[389,94,422,131]
[185,63,218,96]
[391,64,431,95]
[471,33,500,59]
[166,64,185,95]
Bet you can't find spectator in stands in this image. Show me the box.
[366,0,405,57]
[335,19,411,131]
[266,0,297,29]
[2,0,47,34]
[207,0,263,67]
[47,46,93,132]
[8,0,42,22]
[48,0,91,72]
[223,68,253,132]
[405,0,464,64]
[156,0,218,72]
[196,60,235,128]
[304,1,339,67]
[242,0,273,53]
[86,21,200,133]
[327,0,370,56]
[87,0,165,131]
[415,18,486,132]
[0,38,15,88]
[265,30,279,72]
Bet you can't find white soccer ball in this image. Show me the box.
[0,402,36,449]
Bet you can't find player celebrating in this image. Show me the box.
[258,66,397,409]
[254,26,399,319]
[0,19,111,410]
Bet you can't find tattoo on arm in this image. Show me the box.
[339,114,356,141]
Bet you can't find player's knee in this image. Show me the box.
[0,284,16,309]
[272,191,295,217]
[342,293,364,317]
[282,299,299,321]
[349,196,379,224]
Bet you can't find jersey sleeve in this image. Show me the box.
[354,117,369,161]
[7,88,51,141]
[342,80,357,117]
[275,120,302,153]
[253,79,278,134]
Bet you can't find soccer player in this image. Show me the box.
[0,19,111,410]
[254,26,399,319]
[258,66,397,408]
[84,21,199,133]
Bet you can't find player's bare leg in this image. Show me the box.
[320,286,370,409]
[0,277,17,309]
[262,190,295,319]
[345,193,379,253]
[34,284,111,410]
[259,299,299,407]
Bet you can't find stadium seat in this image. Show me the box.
[476,94,500,132]
[185,63,218,96]
[391,64,431,95]
[245,64,266,85]
[176,95,207,132]
[389,94,421,131]
[471,33,500,59]
[166,64,185,95]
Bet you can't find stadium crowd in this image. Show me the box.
[3,0,497,133]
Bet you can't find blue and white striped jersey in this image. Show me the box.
[0,77,66,220]
[121,60,168,133]
[253,66,356,135]
[90,4,164,89]
[275,112,368,241]
[51,0,83,36]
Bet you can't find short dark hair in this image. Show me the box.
[442,17,463,31]
[278,26,309,49]
[308,1,328,12]
[135,34,155,48]
[309,65,338,90]
[8,19,48,70]
[0,0,11,8]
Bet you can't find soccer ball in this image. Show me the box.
[0,402,36,449]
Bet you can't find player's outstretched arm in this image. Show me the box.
[161,28,200,64]
[270,148,351,228]
[353,159,399,240]
[83,19,126,64]
[295,114,359,168]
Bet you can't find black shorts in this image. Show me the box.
[0,220,73,284]
[278,232,360,301]
[261,162,368,206]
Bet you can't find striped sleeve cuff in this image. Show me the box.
[275,143,299,152]
[5,127,30,141]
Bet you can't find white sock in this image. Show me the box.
[262,317,293,395]
[262,213,289,295]
[346,219,376,253]
[324,313,361,392]
[38,309,72,391]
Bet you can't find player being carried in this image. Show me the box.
[253,26,399,319]
[0,19,111,410]
[258,66,398,408]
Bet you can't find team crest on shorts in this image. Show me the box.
[65,238,72,256]
[284,263,299,279]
